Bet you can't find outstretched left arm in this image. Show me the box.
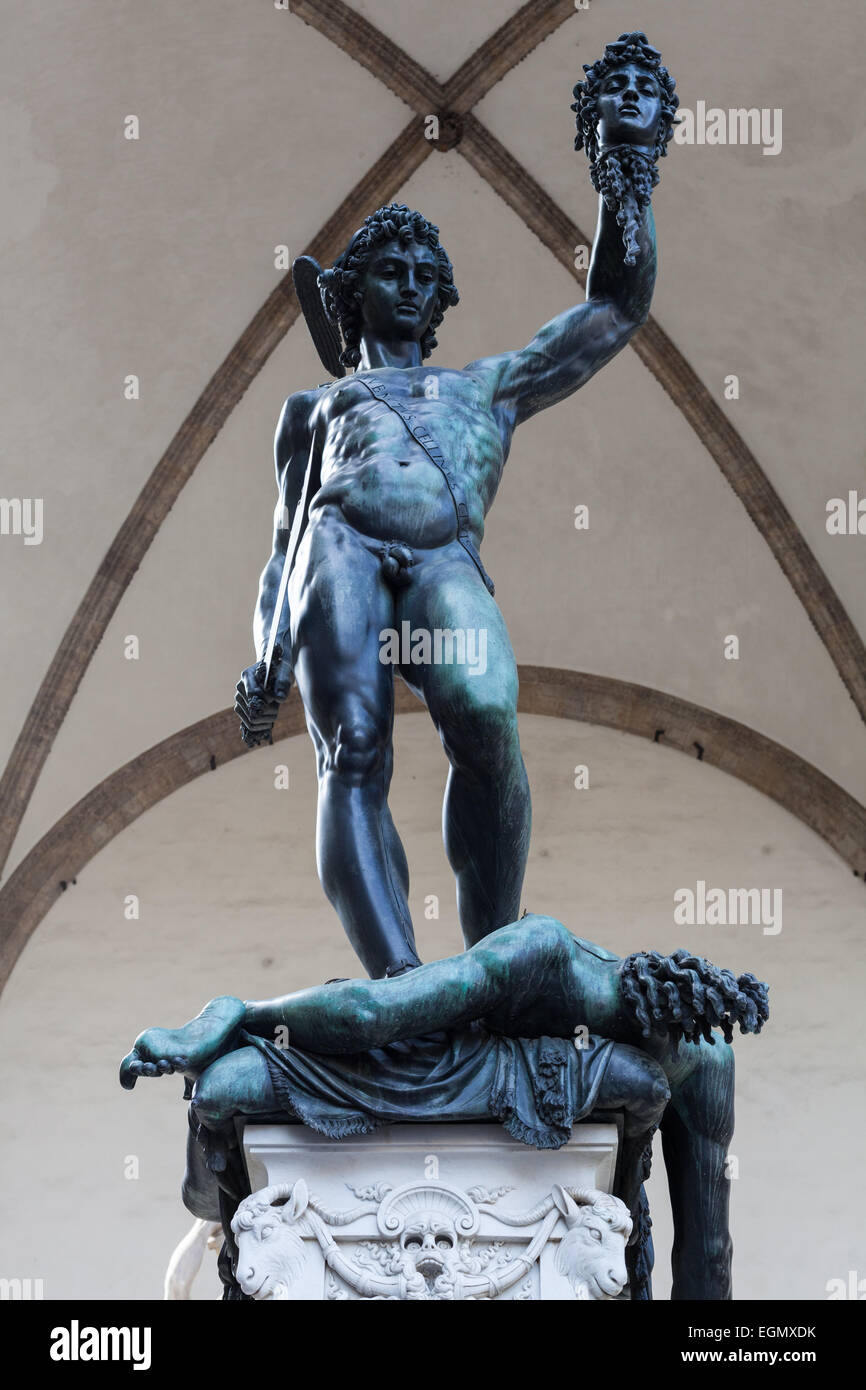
[473,198,656,428]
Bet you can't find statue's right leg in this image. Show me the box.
[290,514,419,978]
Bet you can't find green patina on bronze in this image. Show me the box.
[123,35,772,1303]
[233,35,669,980]
[121,916,768,1300]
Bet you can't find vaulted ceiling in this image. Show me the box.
[1,0,864,990]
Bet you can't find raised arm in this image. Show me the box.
[476,197,656,429]
[474,32,677,431]
[235,387,320,746]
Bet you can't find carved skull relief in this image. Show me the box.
[400,1212,458,1280]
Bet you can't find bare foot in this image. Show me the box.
[119,996,245,1090]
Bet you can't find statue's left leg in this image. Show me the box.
[661,1040,735,1300]
[185,1049,280,1299]
[595,1043,670,1218]
[182,1121,222,1220]
[398,546,531,947]
[593,1042,669,1299]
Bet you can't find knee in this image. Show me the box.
[190,1072,226,1130]
[611,1047,671,1130]
[522,914,573,957]
[181,1174,221,1222]
[484,915,572,969]
[327,716,387,782]
[704,1241,733,1298]
[443,692,520,774]
[649,1070,672,1117]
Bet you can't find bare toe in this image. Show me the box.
[119,1051,140,1090]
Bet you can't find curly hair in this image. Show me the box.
[317,203,459,370]
[619,948,769,1049]
[572,31,679,167]
[571,32,679,267]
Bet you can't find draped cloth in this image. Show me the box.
[239,1023,614,1150]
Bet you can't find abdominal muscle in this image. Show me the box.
[312,451,458,548]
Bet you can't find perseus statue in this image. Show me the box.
[234,33,678,979]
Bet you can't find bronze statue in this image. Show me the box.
[119,33,776,1303]
[120,915,768,1300]
[234,33,678,980]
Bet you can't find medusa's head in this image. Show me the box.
[571,33,678,267]
[572,31,678,165]
[317,204,459,370]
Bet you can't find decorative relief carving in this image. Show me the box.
[231,1175,631,1301]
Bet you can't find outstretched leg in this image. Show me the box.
[119,916,582,1087]
[121,917,584,1094]
[244,915,582,1052]
[399,547,531,947]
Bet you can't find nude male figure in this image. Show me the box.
[234,47,670,979]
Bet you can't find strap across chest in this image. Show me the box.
[355,376,495,597]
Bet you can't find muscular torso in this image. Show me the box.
[305,366,510,548]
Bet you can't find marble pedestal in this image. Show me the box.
[240,1120,621,1301]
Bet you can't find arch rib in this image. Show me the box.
[1,667,863,998]
[1,0,862,893]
